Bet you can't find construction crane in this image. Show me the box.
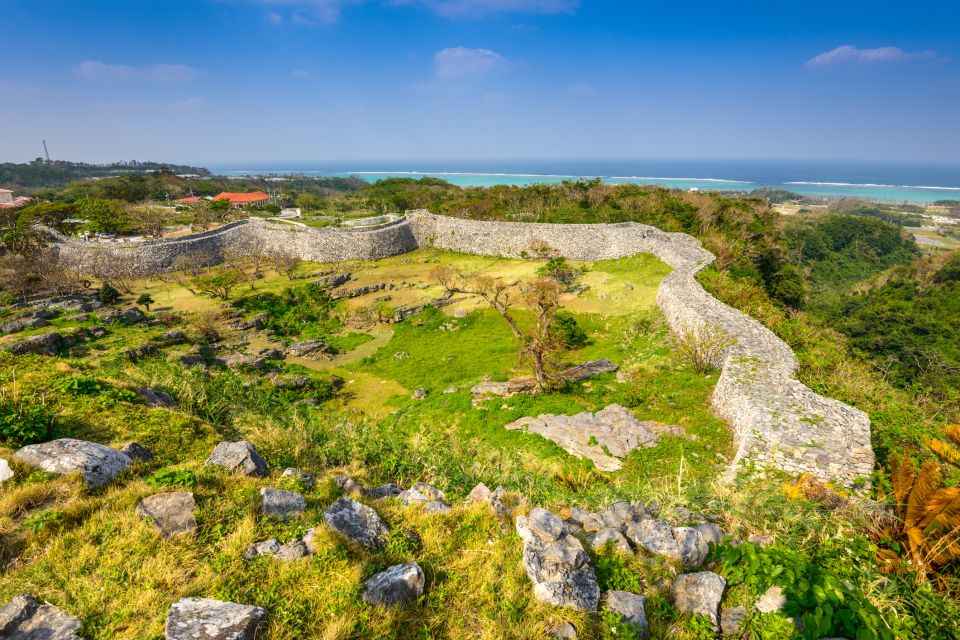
[42,140,51,164]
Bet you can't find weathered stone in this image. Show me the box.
[274,540,309,561]
[14,438,131,488]
[120,441,155,462]
[243,538,281,560]
[280,467,315,489]
[625,519,708,567]
[604,591,648,638]
[561,358,619,382]
[367,482,402,499]
[164,597,265,640]
[124,344,158,361]
[0,593,82,639]
[755,585,787,614]
[748,533,775,546]
[505,405,671,472]
[0,458,14,483]
[0,317,49,335]
[671,572,727,629]
[467,482,492,502]
[2,332,63,356]
[590,528,633,554]
[694,522,725,545]
[548,621,578,639]
[138,387,176,408]
[411,388,427,399]
[424,500,451,513]
[286,339,336,358]
[720,606,747,637]
[362,562,425,606]
[205,441,269,477]
[162,329,188,344]
[333,474,366,497]
[136,492,197,538]
[516,509,599,612]
[323,497,389,548]
[260,488,306,520]
[567,507,604,533]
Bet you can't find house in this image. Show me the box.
[0,189,30,209]
[212,191,270,207]
[177,196,202,204]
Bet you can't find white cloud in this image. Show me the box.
[434,46,506,79]
[806,45,937,67]
[73,61,198,82]
[392,0,577,19]
[291,68,312,77]
[266,11,284,24]
[261,0,356,25]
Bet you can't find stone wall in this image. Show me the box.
[52,211,874,487]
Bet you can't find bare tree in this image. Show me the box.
[267,246,303,279]
[157,250,217,295]
[671,322,734,373]
[433,266,564,389]
[129,203,173,238]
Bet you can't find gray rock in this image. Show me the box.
[748,533,774,546]
[505,405,669,471]
[136,492,197,538]
[590,528,633,555]
[286,339,335,358]
[694,522,725,545]
[162,330,188,344]
[0,458,14,483]
[205,441,269,477]
[561,358,619,382]
[367,482,402,499]
[323,497,389,548]
[424,500,451,513]
[14,438,131,488]
[334,474,366,497]
[516,509,599,612]
[280,467,315,489]
[138,387,176,408]
[568,507,604,533]
[721,606,747,637]
[442,386,459,393]
[0,317,49,335]
[120,441,155,462]
[604,591,648,638]
[260,488,306,520]
[671,571,727,629]
[362,562,425,606]
[274,540,309,561]
[0,593,82,639]
[124,344,158,361]
[243,538,281,560]
[118,307,146,324]
[164,597,265,640]
[2,332,63,356]
[412,388,427,399]
[625,519,708,567]
[755,585,787,614]
[548,621,578,639]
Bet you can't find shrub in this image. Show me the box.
[551,311,588,349]
[0,395,56,447]
[145,468,197,489]
[671,323,734,373]
[99,282,120,304]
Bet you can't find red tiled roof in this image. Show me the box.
[0,196,30,209]
[213,191,270,205]
[177,196,201,203]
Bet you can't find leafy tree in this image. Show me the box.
[76,197,132,234]
[136,293,155,310]
[194,267,244,301]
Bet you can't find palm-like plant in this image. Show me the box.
[882,425,960,579]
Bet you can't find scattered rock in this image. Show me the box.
[567,507,604,533]
[720,606,747,637]
[694,522,725,545]
[604,591,648,638]
[244,538,309,562]
[138,387,176,408]
[205,441,269,477]
[505,405,673,472]
[516,508,599,611]
[467,482,492,503]
[323,497,390,548]
[14,438,131,488]
[119,441,155,462]
[2,332,63,356]
[161,330,188,344]
[470,378,538,400]
[0,317,49,335]
[89,326,108,339]
[124,344,158,362]
[164,597,265,640]
[286,339,336,358]
[411,388,427,399]
[280,467,315,489]
[548,621,578,639]
[590,528,632,554]
[671,571,727,629]
[260,488,306,520]
[755,585,787,614]
[136,492,197,538]
[0,593,82,639]
[625,519,708,567]
[115,307,146,324]
[442,386,459,393]
[316,272,351,288]
[334,474,366,497]
[362,562,425,606]
[224,352,268,371]
[398,482,450,512]
[748,533,775,546]
[243,538,281,560]
[0,458,14,483]
[560,358,619,382]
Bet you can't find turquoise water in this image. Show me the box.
[213,161,960,205]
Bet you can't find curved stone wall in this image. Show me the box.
[52,211,874,487]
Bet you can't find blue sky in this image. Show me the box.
[2,0,959,165]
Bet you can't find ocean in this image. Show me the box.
[210,159,960,205]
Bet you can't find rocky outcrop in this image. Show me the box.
[323,497,390,548]
[0,593,82,639]
[362,562,425,606]
[397,481,451,513]
[14,438,131,488]
[138,387,176,408]
[285,339,336,358]
[505,404,678,472]
[120,441,155,462]
[164,597,265,640]
[0,317,50,335]
[136,492,197,538]
[624,520,709,568]
[205,441,269,477]
[2,332,65,356]
[516,508,599,612]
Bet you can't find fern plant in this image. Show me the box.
[882,425,960,578]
